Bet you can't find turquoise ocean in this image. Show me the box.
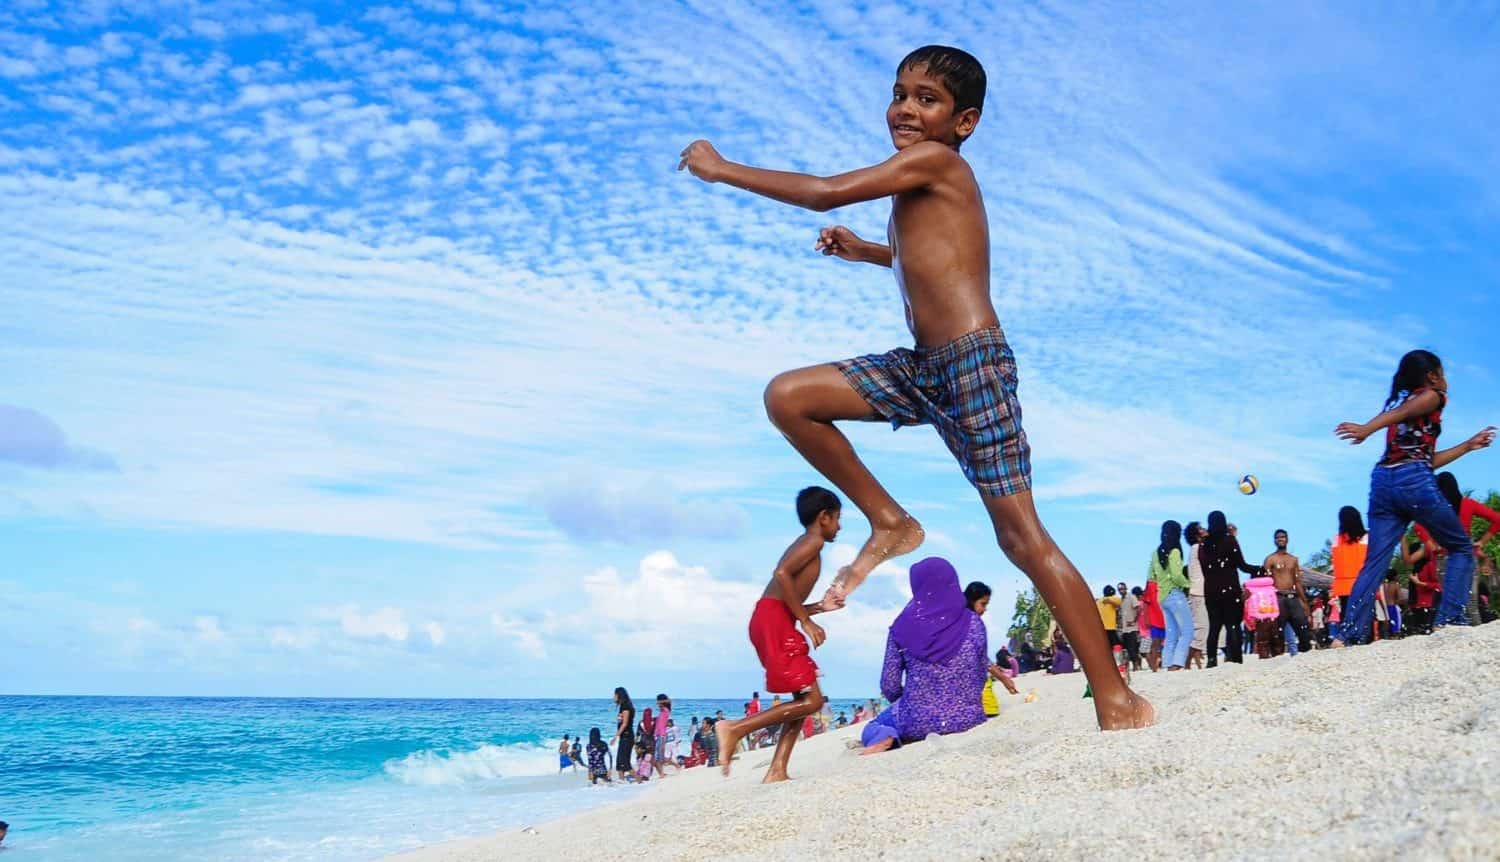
[0,695,837,861]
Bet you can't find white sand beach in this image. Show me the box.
[392,625,1500,862]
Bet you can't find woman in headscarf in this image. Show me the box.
[1200,511,1262,666]
[860,558,989,754]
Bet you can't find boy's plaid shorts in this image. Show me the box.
[835,326,1032,497]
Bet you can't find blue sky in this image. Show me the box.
[3,1,1498,698]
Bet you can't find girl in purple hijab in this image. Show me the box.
[861,557,990,753]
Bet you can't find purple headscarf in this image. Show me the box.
[889,557,971,665]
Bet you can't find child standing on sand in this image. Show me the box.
[713,487,838,782]
[680,44,1150,730]
[1331,350,1495,644]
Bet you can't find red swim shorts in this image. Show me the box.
[748,598,818,694]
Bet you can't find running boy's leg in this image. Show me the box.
[764,365,924,602]
[713,683,825,777]
[981,491,1153,730]
[762,716,807,783]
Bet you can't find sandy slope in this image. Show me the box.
[390,625,1500,862]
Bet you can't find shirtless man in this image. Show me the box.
[714,486,835,782]
[1263,529,1311,655]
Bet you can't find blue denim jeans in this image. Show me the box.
[1338,462,1475,643]
[1160,589,1193,668]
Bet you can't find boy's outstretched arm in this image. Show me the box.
[679,139,953,212]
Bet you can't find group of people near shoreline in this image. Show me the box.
[562,688,889,785]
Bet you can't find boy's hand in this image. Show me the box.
[1334,421,1371,444]
[803,619,826,648]
[815,225,865,261]
[678,140,725,182]
[1465,426,1497,452]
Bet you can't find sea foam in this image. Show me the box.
[383,742,557,786]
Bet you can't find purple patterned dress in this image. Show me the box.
[878,611,989,742]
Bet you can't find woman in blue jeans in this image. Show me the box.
[1332,350,1495,645]
[1149,520,1193,670]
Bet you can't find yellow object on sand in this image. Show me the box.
[1024,689,1039,704]
[982,677,1000,717]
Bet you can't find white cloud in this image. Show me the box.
[338,605,410,642]
[491,613,546,658]
[268,625,318,650]
[423,621,446,646]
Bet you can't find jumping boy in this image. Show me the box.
[714,486,838,781]
[680,45,1152,729]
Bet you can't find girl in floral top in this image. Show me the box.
[1332,350,1495,644]
[586,727,611,785]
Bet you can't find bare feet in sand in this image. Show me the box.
[820,514,924,609]
[761,768,789,783]
[714,720,738,777]
[859,737,896,756]
[1097,692,1155,731]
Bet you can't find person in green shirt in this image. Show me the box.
[1149,520,1193,670]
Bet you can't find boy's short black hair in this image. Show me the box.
[899,45,986,116]
[796,486,841,526]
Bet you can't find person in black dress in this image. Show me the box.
[1200,511,1261,666]
[610,686,635,782]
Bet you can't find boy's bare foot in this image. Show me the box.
[714,720,739,777]
[821,514,924,607]
[761,768,789,783]
[1096,692,1155,731]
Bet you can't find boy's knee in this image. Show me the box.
[763,374,800,428]
[995,526,1041,568]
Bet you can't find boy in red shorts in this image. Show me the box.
[681,46,1152,729]
[714,487,838,782]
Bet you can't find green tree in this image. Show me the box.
[1006,587,1054,646]
[1306,539,1332,573]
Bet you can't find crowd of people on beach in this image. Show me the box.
[1084,476,1499,674]
[559,688,889,785]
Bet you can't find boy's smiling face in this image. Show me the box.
[887,64,979,150]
